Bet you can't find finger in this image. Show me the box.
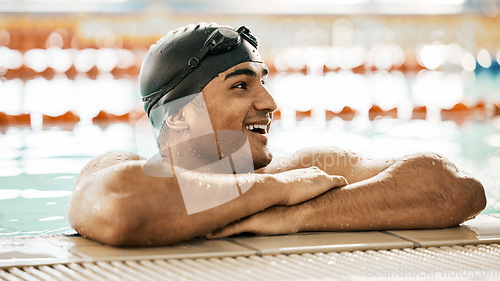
[206,221,245,239]
[330,175,348,187]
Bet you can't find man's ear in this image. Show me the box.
[165,109,189,132]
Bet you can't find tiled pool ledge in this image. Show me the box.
[1,214,500,269]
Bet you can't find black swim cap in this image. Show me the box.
[139,22,263,130]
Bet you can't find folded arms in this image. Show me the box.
[68,148,486,246]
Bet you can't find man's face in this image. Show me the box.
[199,62,277,170]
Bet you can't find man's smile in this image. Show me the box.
[243,118,271,141]
[245,124,268,134]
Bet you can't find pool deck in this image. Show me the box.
[1,214,500,269]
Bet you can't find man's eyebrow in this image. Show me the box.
[224,68,269,80]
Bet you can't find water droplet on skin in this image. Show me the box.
[206,184,211,190]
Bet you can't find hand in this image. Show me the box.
[274,166,347,206]
[206,205,297,238]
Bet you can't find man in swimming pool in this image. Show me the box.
[68,23,486,246]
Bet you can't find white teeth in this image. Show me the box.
[254,124,267,130]
[245,124,267,133]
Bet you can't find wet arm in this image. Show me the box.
[208,152,486,237]
[298,152,486,231]
[263,146,396,184]
[68,152,346,246]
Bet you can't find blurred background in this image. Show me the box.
[1,0,500,236]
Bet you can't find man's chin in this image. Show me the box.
[246,133,273,170]
[252,151,273,171]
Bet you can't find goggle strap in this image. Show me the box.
[142,43,212,103]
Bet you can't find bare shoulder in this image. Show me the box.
[75,151,145,188]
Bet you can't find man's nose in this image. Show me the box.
[254,85,277,113]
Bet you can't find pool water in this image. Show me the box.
[0,173,74,236]
[1,117,500,237]
[1,69,500,237]
[0,123,137,236]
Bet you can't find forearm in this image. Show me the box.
[298,174,434,231]
[265,146,396,184]
[132,172,283,245]
[69,162,281,246]
[297,152,486,231]
[69,158,344,246]
[206,152,486,238]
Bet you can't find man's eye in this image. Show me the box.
[232,82,247,89]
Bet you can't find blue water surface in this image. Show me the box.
[1,118,499,237]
